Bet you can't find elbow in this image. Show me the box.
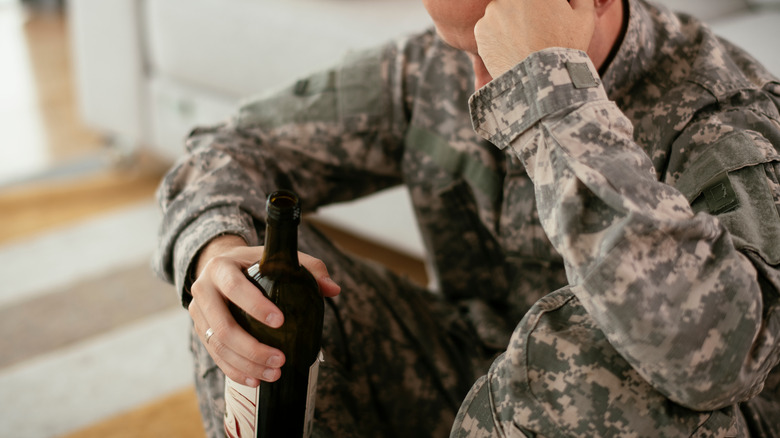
[633,322,770,411]
[654,338,770,411]
[664,371,763,411]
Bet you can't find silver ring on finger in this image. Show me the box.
[204,327,215,344]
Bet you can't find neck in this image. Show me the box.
[261,219,299,266]
[588,0,626,70]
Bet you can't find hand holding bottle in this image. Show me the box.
[188,234,340,388]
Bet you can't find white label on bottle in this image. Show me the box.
[223,351,323,438]
[224,377,259,438]
[302,350,324,438]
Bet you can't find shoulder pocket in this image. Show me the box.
[237,68,338,128]
[337,47,386,120]
[675,132,780,264]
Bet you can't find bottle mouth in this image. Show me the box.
[266,190,301,223]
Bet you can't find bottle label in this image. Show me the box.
[302,350,324,437]
[223,376,259,438]
[223,351,323,438]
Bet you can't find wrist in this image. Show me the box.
[195,234,248,277]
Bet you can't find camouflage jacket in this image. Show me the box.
[155,0,780,435]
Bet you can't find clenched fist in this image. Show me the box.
[474,0,597,80]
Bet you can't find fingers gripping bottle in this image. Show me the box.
[224,190,325,438]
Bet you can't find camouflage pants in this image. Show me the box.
[190,223,496,438]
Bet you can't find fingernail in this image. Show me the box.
[265,313,282,328]
[266,355,282,368]
[263,368,276,381]
[245,377,259,387]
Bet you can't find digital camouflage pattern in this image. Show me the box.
[154,0,780,436]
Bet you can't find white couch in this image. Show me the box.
[68,0,780,259]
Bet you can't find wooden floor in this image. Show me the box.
[0,0,105,185]
[0,3,207,436]
[2,2,425,436]
[59,388,207,438]
[0,0,167,245]
[0,152,169,245]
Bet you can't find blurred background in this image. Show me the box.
[0,0,777,436]
[0,0,430,436]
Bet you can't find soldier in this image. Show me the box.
[154,0,780,436]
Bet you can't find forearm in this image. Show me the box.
[152,36,425,301]
[471,48,780,408]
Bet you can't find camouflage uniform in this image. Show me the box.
[154,0,780,436]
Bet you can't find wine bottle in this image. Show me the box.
[223,190,324,438]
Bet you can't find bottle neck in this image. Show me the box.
[260,218,300,267]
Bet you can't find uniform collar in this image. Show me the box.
[600,0,660,101]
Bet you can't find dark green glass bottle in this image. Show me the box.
[223,190,324,438]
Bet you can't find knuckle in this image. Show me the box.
[211,337,229,357]
[245,347,267,366]
[215,262,243,293]
[190,278,205,297]
[200,254,222,276]
[474,22,486,40]
[211,319,232,337]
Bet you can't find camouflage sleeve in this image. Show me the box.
[153,33,431,305]
[469,48,780,411]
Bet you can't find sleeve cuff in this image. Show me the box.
[468,48,608,150]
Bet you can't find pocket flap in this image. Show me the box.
[674,131,780,264]
[675,132,779,202]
